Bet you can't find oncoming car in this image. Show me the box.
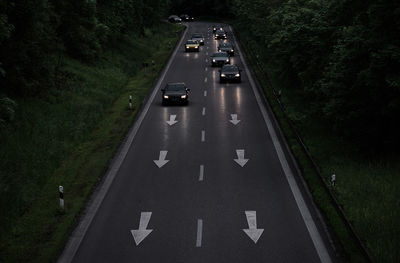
[213,25,223,34]
[161,83,190,105]
[214,29,227,40]
[211,52,230,67]
[218,42,234,56]
[191,33,205,45]
[168,15,182,23]
[219,65,242,83]
[185,39,200,52]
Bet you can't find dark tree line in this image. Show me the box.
[0,0,170,108]
[231,0,400,150]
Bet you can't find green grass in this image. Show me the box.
[235,25,400,262]
[0,22,184,263]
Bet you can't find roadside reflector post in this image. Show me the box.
[129,95,133,110]
[59,185,64,209]
[331,174,336,187]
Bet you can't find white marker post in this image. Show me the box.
[331,174,336,187]
[129,95,133,110]
[59,185,64,210]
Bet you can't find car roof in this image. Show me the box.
[186,39,197,43]
[219,42,232,46]
[216,29,225,33]
[212,52,228,56]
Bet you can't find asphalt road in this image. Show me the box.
[60,22,334,263]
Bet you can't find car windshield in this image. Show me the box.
[222,66,238,72]
[192,34,202,38]
[165,84,185,91]
[216,30,225,34]
[220,43,232,48]
[187,40,197,44]
[213,52,228,57]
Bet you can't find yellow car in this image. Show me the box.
[185,40,200,52]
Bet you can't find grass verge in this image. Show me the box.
[0,22,184,263]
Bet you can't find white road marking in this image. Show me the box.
[131,212,153,246]
[205,67,208,72]
[207,46,209,50]
[196,219,203,247]
[166,115,178,126]
[201,130,205,142]
[206,52,208,55]
[202,107,206,116]
[205,58,208,62]
[229,114,241,125]
[204,77,208,83]
[199,165,204,181]
[243,211,264,244]
[153,150,169,168]
[234,149,249,167]
[230,25,332,263]
[204,90,207,97]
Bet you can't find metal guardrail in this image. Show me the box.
[233,29,372,263]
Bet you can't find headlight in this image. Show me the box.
[235,73,240,77]
[181,95,187,99]
[164,95,169,99]
[231,49,234,52]
[221,74,226,77]
[213,59,216,62]
[195,46,198,48]
[226,59,229,62]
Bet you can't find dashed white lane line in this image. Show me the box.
[199,165,204,181]
[201,130,205,142]
[204,77,208,83]
[206,52,208,55]
[202,107,206,116]
[205,58,208,62]
[196,219,203,247]
[204,90,207,97]
[205,67,208,72]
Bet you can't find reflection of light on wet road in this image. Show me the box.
[235,87,242,108]
[219,87,226,111]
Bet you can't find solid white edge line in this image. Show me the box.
[57,25,189,263]
[196,219,203,247]
[230,25,332,263]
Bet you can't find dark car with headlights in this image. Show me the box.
[212,25,223,34]
[180,14,194,21]
[219,65,242,83]
[191,33,205,45]
[218,42,234,56]
[211,52,230,67]
[214,29,227,40]
[162,83,190,105]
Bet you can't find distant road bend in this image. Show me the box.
[58,22,334,263]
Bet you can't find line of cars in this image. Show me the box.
[211,25,242,83]
[168,14,194,23]
[162,25,242,105]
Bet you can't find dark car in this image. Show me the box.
[211,52,230,67]
[161,83,190,105]
[185,39,200,52]
[168,15,182,23]
[218,42,234,56]
[191,33,205,45]
[219,65,242,83]
[212,25,223,34]
[214,29,227,40]
[180,14,194,21]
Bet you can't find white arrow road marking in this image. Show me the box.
[166,115,178,126]
[243,211,264,244]
[234,149,249,167]
[153,150,169,168]
[229,114,241,125]
[196,219,203,247]
[131,212,153,246]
